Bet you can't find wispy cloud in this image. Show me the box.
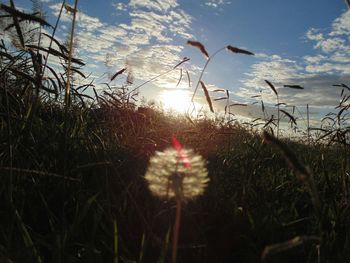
[112,2,128,12]
[330,9,350,36]
[129,0,178,12]
[48,0,193,87]
[204,0,231,9]
[239,9,350,112]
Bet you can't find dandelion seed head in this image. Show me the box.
[145,148,209,200]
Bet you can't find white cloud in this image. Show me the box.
[306,28,323,41]
[124,44,186,87]
[330,9,350,36]
[303,54,327,64]
[240,8,350,115]
[242,55,302,93]
[129,0,178,12]
[49,4,104,30]
[77,12,104,31]
[330,51,350,63]
[112,2,128,12]
[239,52,349,108]
[315,37,345,53]
[98,26,128,42]
[204,0,231,9]
[47,0,194,88]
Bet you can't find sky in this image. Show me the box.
[3,0,350,129]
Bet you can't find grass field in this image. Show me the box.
[0,1,349,262]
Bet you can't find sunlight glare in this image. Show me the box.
[159,89,193,113]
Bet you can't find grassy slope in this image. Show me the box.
[0,96,349,262]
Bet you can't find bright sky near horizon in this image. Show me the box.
[8,0,350,126]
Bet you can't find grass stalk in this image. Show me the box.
[138,233,146,263]
[172,197,182,263]
[114,219,119,263]
[4,79,13,203]
[63,0,78,175]
[189,47,225,112]
[12,204,42,263]
[277,95,280,138]
[59,3,78,261]
[41,0,66,78]
[64,0,79,111]
[307,104,310,144]
[122,57,189,100]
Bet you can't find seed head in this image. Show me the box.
[145,148,209,200]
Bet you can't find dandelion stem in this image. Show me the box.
[172,197,182,263]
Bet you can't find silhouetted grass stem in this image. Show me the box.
[172,197,182,263]
[190,47,226,104]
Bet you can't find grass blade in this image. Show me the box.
[333,83,350,91]
[262,235,321,261]
[114,219,118,263]
[176,68,183,87]
[229,103,247,107]
[0,3,52,28]
[214,97,228,101]
[173,57,190,69]
[185,69,191,87]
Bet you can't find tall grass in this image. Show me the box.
[0,1,349,263]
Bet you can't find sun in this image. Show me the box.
[159,89,193,113]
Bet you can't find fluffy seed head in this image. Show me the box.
[145,148,209,200]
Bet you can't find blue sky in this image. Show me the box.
[6,0,350,126]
